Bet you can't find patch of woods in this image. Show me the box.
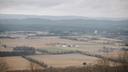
[0,46,36,57]
[125,43,128,46]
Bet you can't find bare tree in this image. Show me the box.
[117,51,128,72]
[29,62,45,72]
[0,59,8,72]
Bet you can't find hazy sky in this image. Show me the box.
[0,0,128,18]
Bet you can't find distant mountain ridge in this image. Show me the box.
[0,14,127,21]
[0,14,128,35]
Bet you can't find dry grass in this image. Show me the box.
[28,54,98,67]
[0,56,30,71]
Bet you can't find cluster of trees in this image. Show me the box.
[22,56,48,69]
[0,46,36,57]
[124,43,128,46]
[36,49,78,55]
[0,59,8,72]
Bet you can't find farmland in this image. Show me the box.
[0,33,127,71]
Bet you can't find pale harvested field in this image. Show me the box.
[29,54,99,67]
[0,36,126,52]
[0,54,99,70]
[0,56,31,70]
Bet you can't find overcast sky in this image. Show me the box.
[0,0,128,18]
